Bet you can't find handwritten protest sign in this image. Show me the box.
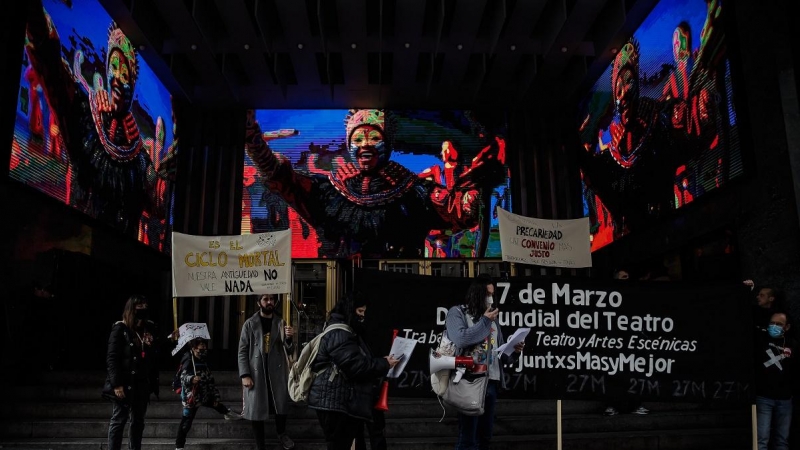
[172,322,211,356]
[172,231,291,297]
[497,207,592,268]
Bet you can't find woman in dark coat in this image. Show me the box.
[307,293,399,450]
[102,295,160,450]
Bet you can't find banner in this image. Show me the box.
[497,207,592,268]
[172,231,291,297]
[355,269,754,403]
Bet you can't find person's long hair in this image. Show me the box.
[330,292,359,328]
[328,291,367,329]
[464,274,493,321]
[121,294,148,329]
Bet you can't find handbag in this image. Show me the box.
[430,334,456,396]
[442,372,488,416]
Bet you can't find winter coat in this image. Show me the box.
[102,320,160,402]
[306,313,391,421]
[179,351,220,407]
[237,312,297,420]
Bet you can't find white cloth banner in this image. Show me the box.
[172,230,292,297]
[497,207,592,268]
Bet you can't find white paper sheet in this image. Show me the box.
[495,327,530,356]
[386,336,417,378]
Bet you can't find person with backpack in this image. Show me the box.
[174,338,242,450]
[445,274,524,450]
[238,293,298,450]
[306,292,400,450]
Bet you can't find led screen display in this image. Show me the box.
[10,0,178,252]
[577,0,742,251]
[242,109,511,259]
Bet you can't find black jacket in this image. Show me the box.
[102,320,161,402]
[307,314,390,421]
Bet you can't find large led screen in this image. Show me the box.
[577,0,742,251]
[10,0,178,252]
[242,109,511,259]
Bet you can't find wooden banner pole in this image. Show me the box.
[557,399,562,450]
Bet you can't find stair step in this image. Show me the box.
[0,427,751,450]
[0,409,750,440]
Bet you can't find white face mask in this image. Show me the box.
[486,296,494,308]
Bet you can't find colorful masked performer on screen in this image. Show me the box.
[578,0,725,237]
[245,109,506,259]
[24,0,174,242]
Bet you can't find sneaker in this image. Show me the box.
[603,406,619,416]
[223,410,243,421]
[631,406,650,415]
[279,433,295,449]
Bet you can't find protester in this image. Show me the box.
[351,291,389,450]
[754,311,795,450]
[444,273,523,450]
[102,295,161,450]
[307,292,399,450]
[174,337,242,450]
[743,280,788,331]
[238,294,298,450]
[604,268,650,416]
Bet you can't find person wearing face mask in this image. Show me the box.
[173,338,242,450]
[444,273,524,450]
[753,311,795,450]
[238,294,298,450]
[352,291,390,450]
[307,291,399,450]
[102,295,161,450]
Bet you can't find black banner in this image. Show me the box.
[355,269,754,403]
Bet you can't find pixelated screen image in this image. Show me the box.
[242,110,511,259]
[10,0,178,252]
[577,0,742,251]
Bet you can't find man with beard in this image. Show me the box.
[238,294,298,450]
[245,109,506,258]
[24,0,172,237]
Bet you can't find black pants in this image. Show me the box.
[175,401,229,448]
[251,372,289,450]
[354,409,386,450]
[316,410,365,450]
[107,386,150,450]
[251,415,288,450]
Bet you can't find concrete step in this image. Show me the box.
[0,409,750,439]
[0,427,751,450]
[1,397,749,420]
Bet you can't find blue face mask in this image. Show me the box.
[767,324,784,338]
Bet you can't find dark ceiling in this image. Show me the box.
[100,0,659,109]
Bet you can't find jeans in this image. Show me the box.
[107,387,150,450]
[455,380,499,450]
[175,401,229,448]
[756,395,793,450]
